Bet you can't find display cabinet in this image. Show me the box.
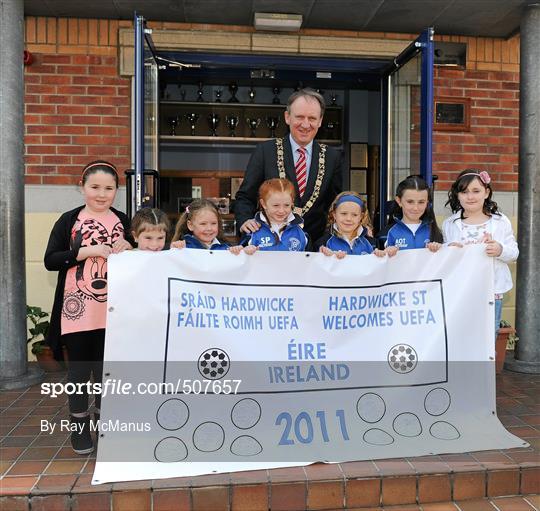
[160,101,343,145]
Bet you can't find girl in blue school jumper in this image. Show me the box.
[383,175,443,257]
[243,178,308,253]
[315,191,385,258]
[171,199,243,254]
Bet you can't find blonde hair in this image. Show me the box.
[131,208,171,238]
[327,191,372,232]
[172,199,223,242]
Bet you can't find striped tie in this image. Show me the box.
[295,147,307,198]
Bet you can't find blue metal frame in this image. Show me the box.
[378,27,434,230]
[134,13,145,212]
[419,27,434,185]
[379,76,389,232]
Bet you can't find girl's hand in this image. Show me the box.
[243,245,259,255]
[335,250,347,259]
[319,246,335,257]
[112,239,132,254]
[77,244,112,261]
[228,245,244,255]
[448,242,463,248]
[485,239,502,257]
[426,242,442,253]
[171,240,186,249]
[385,246,399,257]
[373,248,386,258]
[240,219,261,234]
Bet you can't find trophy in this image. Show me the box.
[167,116,180,136]
[228,82,239,103]
[266,116,280,138]
[208,113,220,136]
[272,86,281,105]
[248,85,256,103]
[196,81,204,102]
[325,120,339,139]
[177,84,187,102]
[185,113,199,136]
[159,82,167,100]
[246,117,261,137]
[214,89,223,103]
[330,92,338,106]
[226,115,239,137]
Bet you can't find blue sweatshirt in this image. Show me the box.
[246,212,308,252]
[316,226,374,255]
[386,218,432,250]
[183,234,230,251]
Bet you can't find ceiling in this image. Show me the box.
[24,0,532,39]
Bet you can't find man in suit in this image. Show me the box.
[234,88,343,244]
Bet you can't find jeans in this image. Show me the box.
[494,298,503,342]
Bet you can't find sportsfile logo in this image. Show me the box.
[40,378,242,398]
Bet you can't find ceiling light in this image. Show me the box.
[254,12,303,32]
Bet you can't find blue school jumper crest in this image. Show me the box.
[184,234,230,251]
[322,226,374,255]
[386,218,431,250]
[247,212,307,252]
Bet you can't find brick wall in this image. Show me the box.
[24,18,132,185]
[431,33,520,191]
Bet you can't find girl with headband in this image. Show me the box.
[315,191,385,258]
[443,169,518,340]
[44,160,133,455]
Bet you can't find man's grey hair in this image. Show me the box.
[286,88,326,118]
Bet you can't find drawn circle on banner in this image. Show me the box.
[429,421,460,440]
[392,412,422,437]
[356,392,386,423]
[230,435,263,456]
[192,422,225,452]
[387,344,418,374]
[198,348,230,380]
[363,428,394,445]
[424,388,451,416]
[156,398,189,430]
[231,398,262,429]
[154,437,188,462]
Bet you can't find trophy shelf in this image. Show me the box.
[160,101,343,144]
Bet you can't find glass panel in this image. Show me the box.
[144,36,159,200]
[387,52,421,200]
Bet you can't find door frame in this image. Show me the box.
[379,27,435,230]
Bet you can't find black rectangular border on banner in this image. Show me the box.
[163,278,449,394]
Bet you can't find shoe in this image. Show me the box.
[70,415,94,455]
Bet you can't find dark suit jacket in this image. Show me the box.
[234,137,343,243]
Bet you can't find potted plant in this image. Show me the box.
[26,305,62,372]
[496,319,517,374]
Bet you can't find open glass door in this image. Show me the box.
[133,13,159,213]
[379,28,434,229]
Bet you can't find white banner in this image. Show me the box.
[92,245,526,484]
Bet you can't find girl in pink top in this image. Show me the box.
[44,161,132,454]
